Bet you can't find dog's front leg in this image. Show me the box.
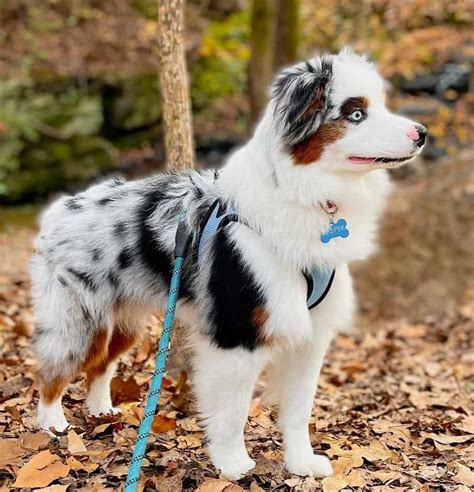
[192,338,269,480]
[276,332,333,478]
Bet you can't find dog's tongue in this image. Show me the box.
[348,157,375,164]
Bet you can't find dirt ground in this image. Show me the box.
[1,152,473,491]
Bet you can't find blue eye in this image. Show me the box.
[347,110,366,123]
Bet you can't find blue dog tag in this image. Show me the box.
[320,218,350,243]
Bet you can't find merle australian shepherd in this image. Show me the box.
[31,50,426,480]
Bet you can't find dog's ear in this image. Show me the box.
[271,57,333,145]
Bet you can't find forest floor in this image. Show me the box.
[1,151,473,491]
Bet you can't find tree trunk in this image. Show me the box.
[157,0,194,377]
[158,0,195,169]
[273,0,299,71]
[248,0,300,129]
[248,0,275,128]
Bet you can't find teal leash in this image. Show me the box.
[125,216,190,491]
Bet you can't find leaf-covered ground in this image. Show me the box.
[1,154,473,491]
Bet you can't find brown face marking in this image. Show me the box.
[290,96,369,165]
[340,96,368,118]
[291,123,345,165]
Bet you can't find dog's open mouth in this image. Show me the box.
[348,155,414,165]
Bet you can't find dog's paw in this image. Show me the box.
[214,454,255,481]
[88,405,121,417]
[37,402,69,435]
[285,453,333,478]
[38,416,69,435]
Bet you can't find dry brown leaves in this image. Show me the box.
[1,171,473,490]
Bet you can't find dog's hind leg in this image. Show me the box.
[85,326,139,416]
[37,368,74,433]
[192,338,268,480]
[34,305,98,433]
[84,304,144,415]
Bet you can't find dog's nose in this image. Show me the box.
[409,124,427,147]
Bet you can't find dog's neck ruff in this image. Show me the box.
[198,200,335,310]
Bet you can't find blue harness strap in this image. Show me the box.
[198,201,335,310]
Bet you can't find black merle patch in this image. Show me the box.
[135,182,193,299]
[35,323,48,336]
[208,229,265,350]
[118,248,134,269]
[113,222,127,238]
[136,189,173,282]
[97,197,113,206]
[189,176,204,199]
[80,304,93,324]
[68,352,78,362]
[109,178,125,187]
[57,275,68,287]
[65,196,84,211]
[91,248,103,262]
[66,268,98,292]
[108,270,120,289]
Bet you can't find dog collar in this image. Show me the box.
[198,200,335,310]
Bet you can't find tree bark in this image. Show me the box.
[157,0,194,377]
[158,0,195,169]
[248,0,299,129]
[273,0,299,72]
[248,0,275,128]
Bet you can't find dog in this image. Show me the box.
[31,49,426,480]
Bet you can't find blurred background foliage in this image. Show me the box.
[0,0,472,203]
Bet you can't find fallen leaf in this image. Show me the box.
[345,469,368,487]
[67,429,88,455]
[135,336,152,363]
[92,423,112,436]
[418,464,444,480]
[453,463,474,487]
[152,414,177,433]
[397,323,427,338]
[66,456,98,473]
[331,454,364,475]
[421,432,473,445]
[322,476,349,492]
[408,391,452,409]
[0,438,24,468]
[5,404,22,424]
[369,470,403,482]
[179,417,201,432]
[36,486,69,491]
[455,415,474,434]
[13,450,70,488]
[342,359,366,377]
[284,478,302,487]
[177,434,202,449]
[111,376,141,405]
[196,479,245,491]
[20,431,51,450]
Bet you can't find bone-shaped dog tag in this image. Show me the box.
[320,218,350,243]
